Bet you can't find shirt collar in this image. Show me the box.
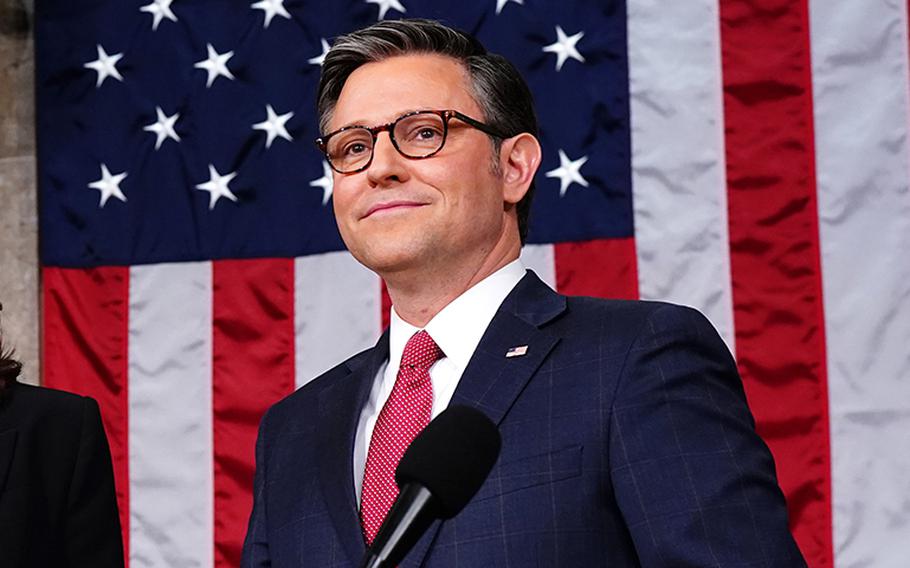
[388,259,526,371]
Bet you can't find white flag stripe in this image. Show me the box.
[295,251,381,387]
[520,244,557,289]
[809,2,910,566]
[626,0,736,352]
[128,262,214,567]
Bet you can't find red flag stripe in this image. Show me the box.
[42,266,130,566]
[381,280,392,331]
[719,1,832,565]
[554,238,639,300]
[212,259,296,567]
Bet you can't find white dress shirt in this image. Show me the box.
[353,259,526,502]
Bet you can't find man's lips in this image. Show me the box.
[362,201,427,219]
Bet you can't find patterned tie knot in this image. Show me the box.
[400,330,443,371]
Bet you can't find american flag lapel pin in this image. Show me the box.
[505,345,529,358]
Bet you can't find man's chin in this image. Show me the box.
[347,244,428,277]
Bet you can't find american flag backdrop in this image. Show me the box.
[33,0,910,567]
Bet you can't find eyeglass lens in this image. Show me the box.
[326,112,447,172]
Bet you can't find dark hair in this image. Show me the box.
[317,18,539,243]
[0,308,22,399]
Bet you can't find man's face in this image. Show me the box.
[328,54,514,278]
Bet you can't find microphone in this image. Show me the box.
[359,405,501,568]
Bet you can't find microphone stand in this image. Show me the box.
[359,484,438,568]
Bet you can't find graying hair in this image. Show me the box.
[316,18,539,243]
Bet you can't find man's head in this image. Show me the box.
[316,19,541,280]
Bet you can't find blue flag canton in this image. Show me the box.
[36,0,632,267]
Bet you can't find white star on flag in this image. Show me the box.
[366,0,406,20]
[308,38,331,66]
[194,43,235,88]
[545,149,589,197]
[88,164,128,207]
[84,45,124,88]
[495,0,523,15]
[143,106,181,150]
[253,105,294,148]
[542,26,586,71]
[196,165,239,209]
[139,0,177,30]
[309,161,334,205]
[251,0,291,28]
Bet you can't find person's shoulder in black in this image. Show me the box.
[0,341,124,567]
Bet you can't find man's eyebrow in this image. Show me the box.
[334,118,369,131]
[334,108,434,131]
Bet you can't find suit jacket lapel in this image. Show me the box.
[450,274,564,424]
[402,271,566,568]
[317,331,390,566]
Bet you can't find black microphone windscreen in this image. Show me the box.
[395,405,501,519]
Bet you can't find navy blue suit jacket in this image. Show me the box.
[242,271,806,567]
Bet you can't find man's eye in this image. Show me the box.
[343,142,369,156]
[417,127,440,140]
[404,125,442,143]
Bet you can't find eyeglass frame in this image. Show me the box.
[315,109,510,174]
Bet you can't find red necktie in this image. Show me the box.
[360,330,443,545]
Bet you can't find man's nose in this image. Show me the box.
[366,131,407,185]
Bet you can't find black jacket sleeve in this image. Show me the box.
[63,396,124,568]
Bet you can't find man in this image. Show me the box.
[243,18,806,567]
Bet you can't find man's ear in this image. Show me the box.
[499,133,542,205]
